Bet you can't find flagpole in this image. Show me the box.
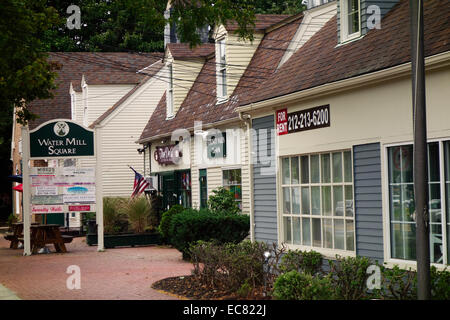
[410,0,430,300]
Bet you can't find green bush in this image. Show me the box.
[103,197,128,234]
[190,240,267,293]
[7,213,18,227]
[431,266,450,300]
[273,271,334,300]
[207,187,240,215]
[125,196,151,233]
[170,208,250,259]
[372,264,417,300]
[158,204,184,243]
[329,255,372,300]
[280,249,323,275]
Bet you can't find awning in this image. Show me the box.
[8,174,22,183]
[12,184,23,192]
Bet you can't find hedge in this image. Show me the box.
[169,208,250,259]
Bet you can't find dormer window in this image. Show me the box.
[167,63,174,118]
[217,39,227,102]
[340,0,361,42]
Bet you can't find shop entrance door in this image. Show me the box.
[162,174,177,210]
[199,169,207,208]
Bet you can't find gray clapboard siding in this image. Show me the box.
[252,115,277,244]
[337,0,400,42]
[353,142,384,262]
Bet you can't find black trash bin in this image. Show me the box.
[86,220,98,245]
[87,219,97,235]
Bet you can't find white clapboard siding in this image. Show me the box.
[173,59,203,115]
[85,84,135,126]
[277,1,336,68]
[206,167,223,198]
[79,70,166,197]
[222,32,263,96]
[74,91,83,124]
[240,124,250,215]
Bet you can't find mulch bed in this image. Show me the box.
[152,275,271,300]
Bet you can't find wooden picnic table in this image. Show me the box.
[27,224,73,254]
[4,222,38,249]
[4,223,73,253]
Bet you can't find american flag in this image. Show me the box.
[130,166,149,197]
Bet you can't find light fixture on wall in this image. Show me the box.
[137,144,149,154]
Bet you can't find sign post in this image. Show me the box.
[22,126,31,256]
[95,126,104,251]
[22,119,101,255]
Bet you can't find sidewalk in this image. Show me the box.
[0,284,20,300]
[0,236,193,300]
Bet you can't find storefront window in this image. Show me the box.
[388,141,450,264]
[179,171,191,208]
[223,169,242,211]
[281,150,355,252]
[160,170,191,210]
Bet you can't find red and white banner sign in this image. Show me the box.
[276,108,288,136]
[68,205,91,212]
[31,205,65,214]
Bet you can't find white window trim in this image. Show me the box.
[222,167,242,209]
[216,38,228,103]
[166,63,174,119]
[340,0,362,43]
[383,138,450,268]
[277,149,356,257]
[70,93,76,121]
[82,82,88,127]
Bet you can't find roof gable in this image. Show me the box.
[139,14,302,142]
[241,0,450,106]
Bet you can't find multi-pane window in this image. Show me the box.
[341,0,360,41]
[281,151,355,252]
[223,169,242,211]
[388,141,450,265]
[167,63,174,118]
[218,39,227,100]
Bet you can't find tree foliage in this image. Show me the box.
[0,0,60,125]
[43,0,167,52]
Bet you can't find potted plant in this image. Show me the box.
[86,196,161,248]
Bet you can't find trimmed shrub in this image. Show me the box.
[279,249,323,275]
[158,204,184,243]
[329,255,372,300]
[207,187,240,215]
[372,264,417,300]
[430,266,450,300]
[170,208,250,259]
[190,240,267,293]
[273,271,334,300]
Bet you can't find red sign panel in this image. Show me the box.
[69,205,91,212]
[276,109,288,135]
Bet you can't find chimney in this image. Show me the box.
[164,8,179,48]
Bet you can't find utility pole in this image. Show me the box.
[409,0,430,300]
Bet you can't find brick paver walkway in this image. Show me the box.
[0,235,193,300]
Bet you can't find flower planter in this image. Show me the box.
[86,232,162,248]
